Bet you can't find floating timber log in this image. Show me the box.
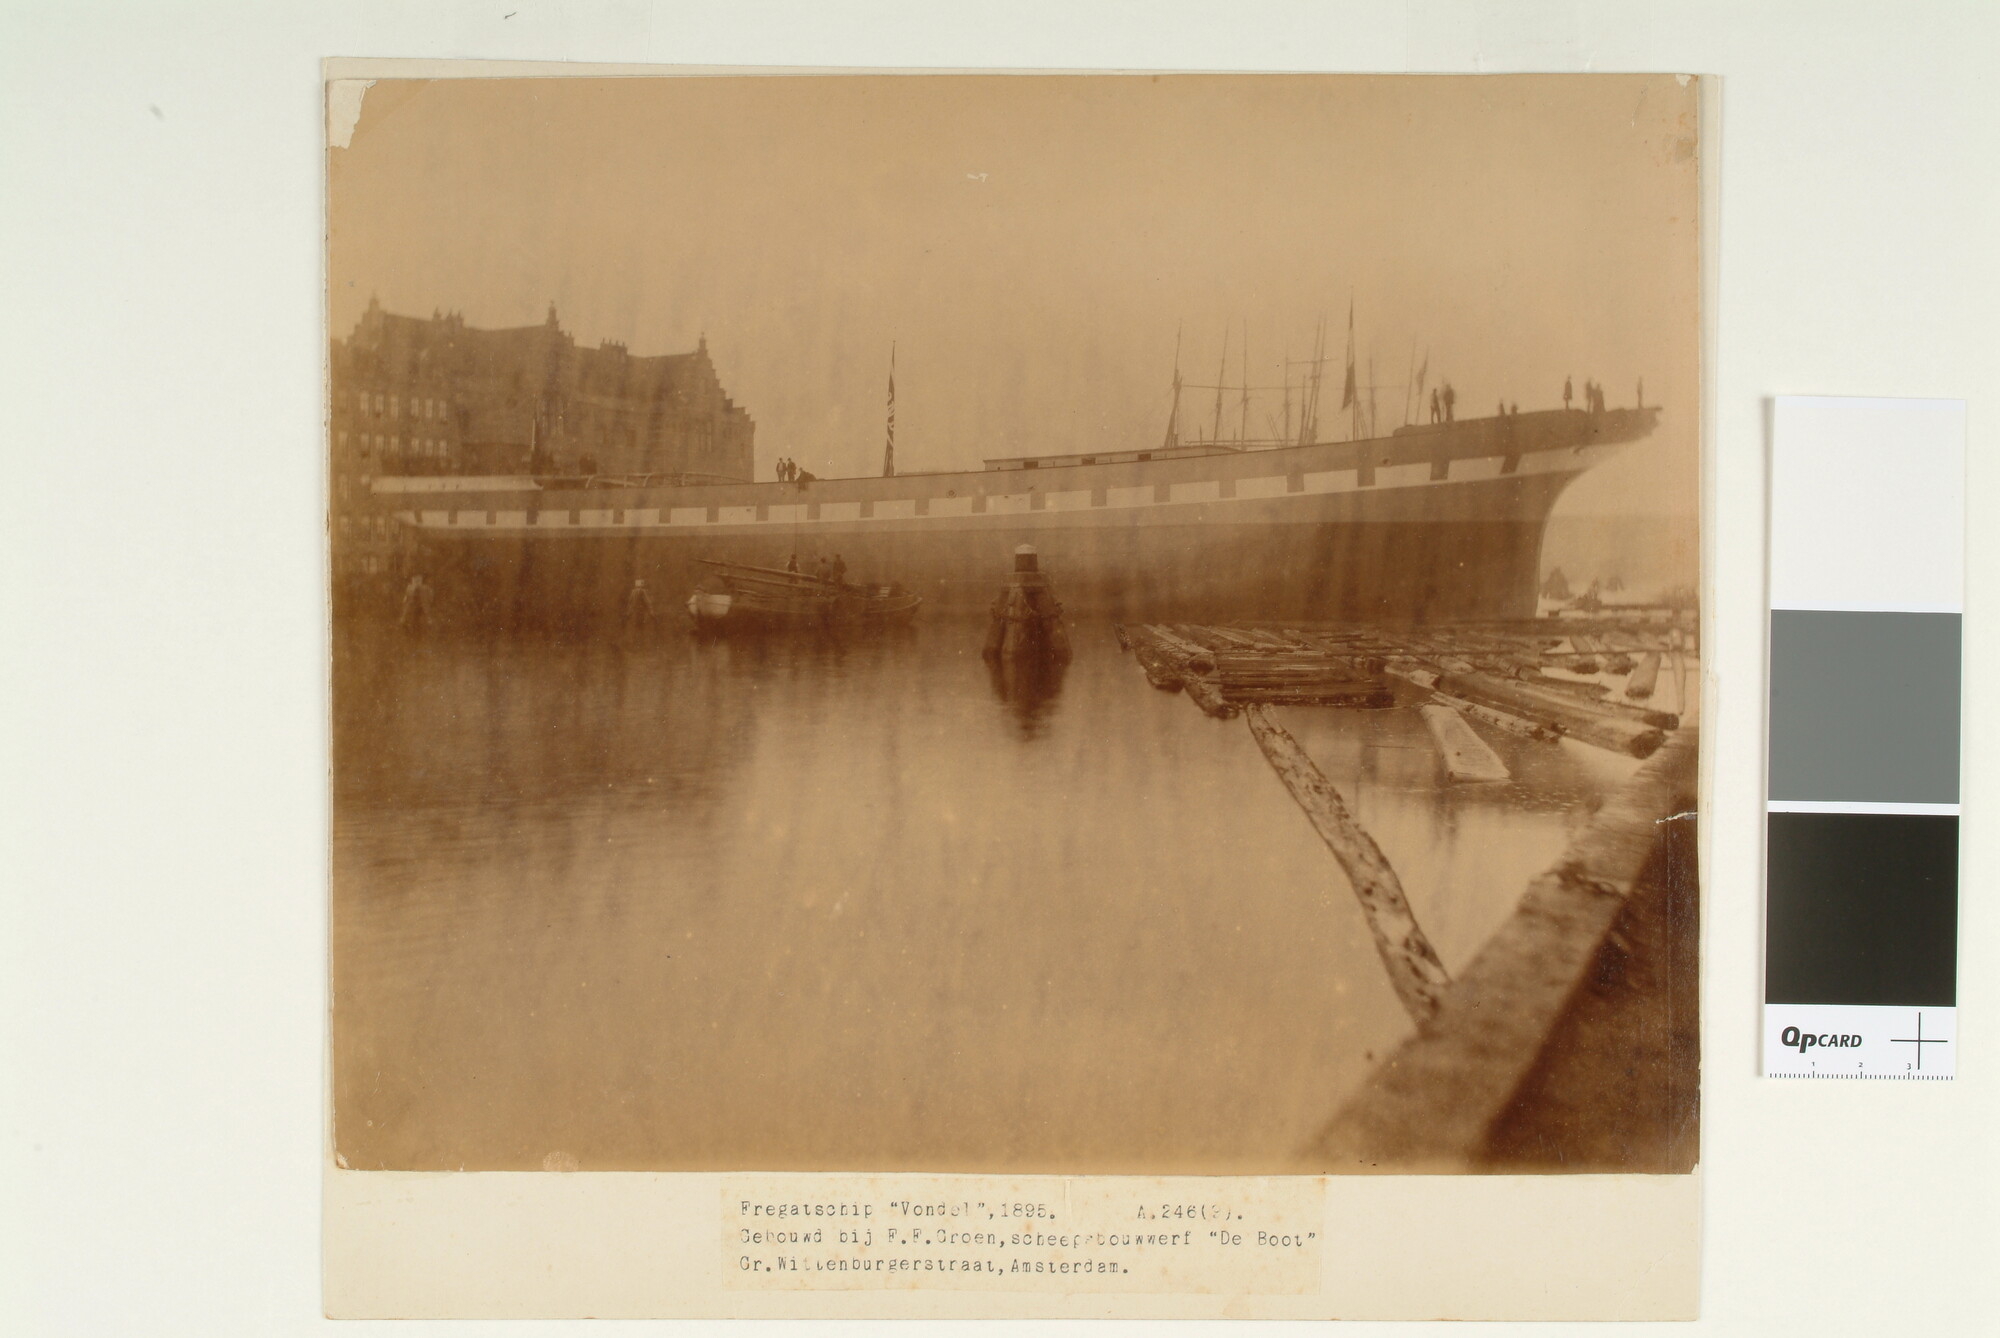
[1625,651,1662,700]
[1123,625,1235,714]
[1462,663,1678,729]
[1245,704,1452,1023]
[1433,668,1667,758]
[1145,624,1221,671]
[1418,704,1512,782]
[1431,690,1562,744]
[1183,674,1239,719]
[1514,675,1678,729]
[1132,637,1188,691]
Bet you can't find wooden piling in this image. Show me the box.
[1244,704,1452,1023]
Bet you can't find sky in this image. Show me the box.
[329,73,1700,516]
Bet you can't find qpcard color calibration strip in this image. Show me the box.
[1765,397,1964,1078]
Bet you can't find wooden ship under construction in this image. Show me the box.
[361,319,1665,625]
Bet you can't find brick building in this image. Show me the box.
[329,298,755,581]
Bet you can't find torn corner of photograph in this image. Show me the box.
[326,79,373,150]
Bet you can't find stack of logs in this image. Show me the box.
[1117,624,1395,718]
[1116,619,1687,760]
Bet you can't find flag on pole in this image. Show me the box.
[1415,349,1429,403]
[883,344,896,477]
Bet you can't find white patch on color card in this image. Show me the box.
[1769,397,1964,613]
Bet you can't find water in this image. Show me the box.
[331,616,1655,1173]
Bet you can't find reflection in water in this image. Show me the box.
[986,653,1068,736]
[331,616,1645,1172]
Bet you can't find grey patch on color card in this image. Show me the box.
[1769,610,1961,804]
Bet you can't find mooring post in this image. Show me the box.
[984,544,1071,663]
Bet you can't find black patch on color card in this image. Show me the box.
[1766,812,1958,1006]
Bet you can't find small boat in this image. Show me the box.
[685,559,922,631]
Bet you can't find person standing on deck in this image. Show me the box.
[1429,388,1441,424]
[830,554,848,586]
[813,555,833,584]
[398,573,433,632]
[625,578,654,628]
[785,553,799,573]
[1441,383,1455,422]
[1563,375,1574,411]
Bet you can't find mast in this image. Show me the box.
[1367,351,1377,440]
[1238,323,1250,444]
[882,342,896,477]
[1282,347,1292,446]
[1163,327,1183,450]
[1210,328,1229,443]
[1305,318,1327,447]
[1403,338,1417,427]
[1341,299,1358,442]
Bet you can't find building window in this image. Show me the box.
[374,393,384,415]
[337,430,348,452]
[390,395,400,418]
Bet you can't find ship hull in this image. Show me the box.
[408,472,1572,627]
[364,407,1658,628]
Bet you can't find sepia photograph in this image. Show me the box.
[327,71,1702,1178]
